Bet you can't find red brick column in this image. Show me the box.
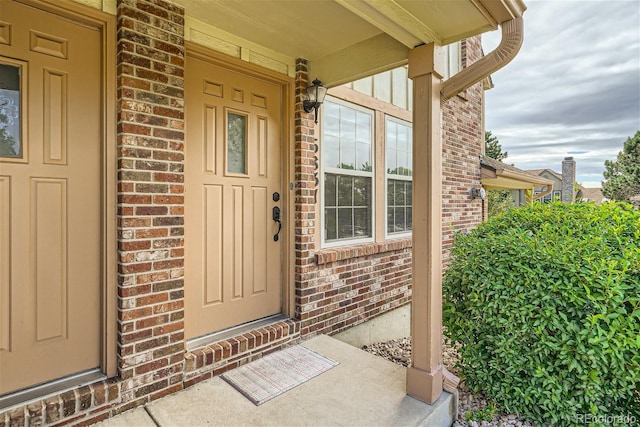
[441,36,484,261]
[116,0,185,405]
[293,59,320,334]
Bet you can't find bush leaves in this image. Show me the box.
[443,201,640,425]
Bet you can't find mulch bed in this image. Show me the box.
[362,337,535,426]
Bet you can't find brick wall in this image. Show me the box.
[291,61,413,337]
[293,59,320,325]
[307,241,413,336]
[2,2,191,423]
[442,36,485,259]
[116,0,186,407]
[295,36,486,336]
[0,8,486,424]
[183,320,300,387]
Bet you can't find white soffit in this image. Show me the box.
[170,0,526,84]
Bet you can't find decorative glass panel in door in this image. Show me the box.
[227,111,247,174]
[0,63,21,158]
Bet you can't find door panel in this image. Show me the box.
[0,0,102,395]
[185,54,283,339]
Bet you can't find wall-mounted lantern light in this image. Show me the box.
[302,78,327,124]
[470,187,486,200]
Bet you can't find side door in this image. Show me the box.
[185,52,284,339]
[0,0,103,394]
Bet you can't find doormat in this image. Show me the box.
[221,344,338,405]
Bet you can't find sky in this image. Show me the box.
[481,0,640,188]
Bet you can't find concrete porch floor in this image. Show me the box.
[95,335,456,426]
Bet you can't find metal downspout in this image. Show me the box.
[441,16,524,101]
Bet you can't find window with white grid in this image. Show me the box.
[322,98,374,245]
[385,117,412,236]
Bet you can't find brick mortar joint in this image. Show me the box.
[315,238,412,265]
[185,333,302,374]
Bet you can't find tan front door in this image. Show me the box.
[0,0,102,394]
[185,51,284,339]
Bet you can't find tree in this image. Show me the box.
[602,131,640,202]
[484,131,514,216]
[485,131,508,161]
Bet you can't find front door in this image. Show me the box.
[0,0,103,394]
[185,51,283,339]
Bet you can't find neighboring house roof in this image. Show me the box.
[526,168,563,182]
[579,187,605,204]
[480,155,554,190]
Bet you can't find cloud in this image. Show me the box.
[483,0,640,186]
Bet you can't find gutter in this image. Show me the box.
[500,170,554,187]
[441,16,524,101]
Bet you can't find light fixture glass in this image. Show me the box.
[303,78,327,124]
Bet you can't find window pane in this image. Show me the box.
[325,208,337,240]
[386,148,396,174]
[386,119,413,234]
[341,106,356,123]
[324,116,339,136]
[341,108,356,141]
[373,72,391,104]
[352,77,372,96]
[397,131,408,152]
[356,142,371,171]
[323,102,340,124]
[326,174,372,242]
[325,174,337,207]
[387,207,394,234]
[227,112,246,173]
[323,136,340,168]
[356,113,371,143]
[353,177,367,206]
[386,118,412,177]
[398,151,409,175]
[387,179,412,234]
[386,126,397,149]
[337,208,353,239]
[394,207,405,231]
[353,207,372,238]
[337,176,353,206]
[391,67,408,109]
[394,181,405,205]
[339,141,355,170]
[0,63,21,158]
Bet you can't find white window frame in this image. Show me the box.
[320,97,375,248]
[385,116,413,239]
[443,41,462,80]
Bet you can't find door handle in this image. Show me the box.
[272,206,282,241]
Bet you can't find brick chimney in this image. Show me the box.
[561,157,576,203]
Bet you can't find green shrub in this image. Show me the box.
[443,202,640,425]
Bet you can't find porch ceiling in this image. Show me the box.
[172,0,526,85]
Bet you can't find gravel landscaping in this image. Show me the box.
[362,337,536,426]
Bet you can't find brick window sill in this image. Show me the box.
[315,237,412,265]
